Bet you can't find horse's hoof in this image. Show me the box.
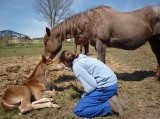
[52,104,61,109]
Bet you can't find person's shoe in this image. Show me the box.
[118,98,127,111]
[109,95,124,119]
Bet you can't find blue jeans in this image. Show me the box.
[73,83,118,118]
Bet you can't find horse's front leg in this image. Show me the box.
[32,90,56,104]
[42,90,56,98]
[32,98,53,104]
[95,40,106,63]
[31,101,60,109]
[149,36,160,82]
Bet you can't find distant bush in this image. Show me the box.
[7,43,17,47]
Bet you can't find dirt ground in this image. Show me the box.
[0,44,160,119]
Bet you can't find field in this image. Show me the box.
[0,43,160,119]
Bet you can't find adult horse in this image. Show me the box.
[43,5,160,82]
[74,37,89,55]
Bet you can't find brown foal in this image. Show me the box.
[74,37,89,55]
[1,55,64,113]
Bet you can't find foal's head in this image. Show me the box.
[42,55,64,71]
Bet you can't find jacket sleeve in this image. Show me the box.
[73,64,98,94]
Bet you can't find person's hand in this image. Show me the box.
[81,92,87,98]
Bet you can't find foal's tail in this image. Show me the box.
[1,99,18,110]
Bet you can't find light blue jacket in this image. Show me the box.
[72,54,117,95]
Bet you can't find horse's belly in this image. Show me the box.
[109,24,152,50]
[110,37,148,50]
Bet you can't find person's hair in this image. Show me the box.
[59,50,78,63]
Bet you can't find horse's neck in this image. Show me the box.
[26,63,46,84]
[59,16,86,40]
[34,64,47,83]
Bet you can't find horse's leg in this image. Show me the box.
[84,44,89,55]
[86,43,89,54]
[18,94,33,113]
[41,90,56,98]
[95,40,106,63]
[80,44,82,54]
[74,44,77,55]
[20,97,59,113]
[31,102,60,110]
[83,45,87,55]
[20,102,60,113]
[32,98,53,104]
[148,36,160,82]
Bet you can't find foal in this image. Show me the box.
[1,55,64,113]
[74,37,89,55]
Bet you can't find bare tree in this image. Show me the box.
[33,0,74,29]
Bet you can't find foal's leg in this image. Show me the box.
[42,90,56,98]
[80,44,83,54]
[31,102,60,110]
[74,44,77,55]
[148,36,160,82]
[86,43,89,54]
[20,101,60,113]
[95,40,106,63]
[32,98,53,104]
[84,44,88,55]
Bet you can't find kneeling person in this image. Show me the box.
[59,50,124,118]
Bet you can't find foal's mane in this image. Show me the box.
[26,59,43,80]
[50,5,112,41]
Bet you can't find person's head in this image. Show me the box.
[59,50,78,68]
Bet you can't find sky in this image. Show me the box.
[0,0,159,38]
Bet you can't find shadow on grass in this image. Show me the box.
[54,75,76,83]
[115,70,155,81]
[53,75,83,99]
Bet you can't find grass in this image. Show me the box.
[0,42,74,58]
[0,109,19,119]
[0,42,160,119]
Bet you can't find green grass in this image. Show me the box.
[0,42,158,119]
[0,42,74,58]
[0,109,19,119]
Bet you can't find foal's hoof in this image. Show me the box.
[52,104,61,109]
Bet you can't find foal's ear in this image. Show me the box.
[46,27,51,37]
[42,55,47,63]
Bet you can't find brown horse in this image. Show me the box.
[1,55,64,113]
[43,5,160,82]
[74,37,89,55]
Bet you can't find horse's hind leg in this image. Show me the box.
[148,36,160,82]
[31,102,60,110]
[20,101,60,113]
[84,44,89,55]
[32,98,53,104]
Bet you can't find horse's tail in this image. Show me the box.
[1,99,18,110]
